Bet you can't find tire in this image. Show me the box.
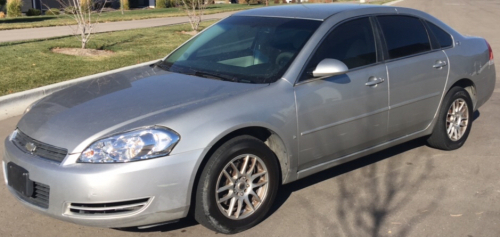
[194,135,279,234]
[427,86,474,150]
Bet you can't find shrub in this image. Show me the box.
[45,8,60,15]
[64,6,76,14]
[122,0,129,10]
[156,0,166,8]
[26,8,41,16]
[242,0,260,4]
[0,0,6,9]
[81,0,91,12]
[6,0,22,17]
[156,0,175,8]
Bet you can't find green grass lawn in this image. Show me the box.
[0,4,261,30]
[0,21,217,96]
[0,1,396,96]
[0,1,394,30]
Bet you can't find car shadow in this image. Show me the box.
[105,108,485,235]
[474,110,480,121]
[267,137,430,217]
[119,136,431,234]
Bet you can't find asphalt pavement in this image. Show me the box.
[1,0,500,236]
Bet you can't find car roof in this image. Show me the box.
[233,3,389,21]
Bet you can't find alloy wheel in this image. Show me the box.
[215,154,269,220]
[446,98,469,141]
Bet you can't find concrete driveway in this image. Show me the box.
[0,12,236,43]
[1,0,500,236]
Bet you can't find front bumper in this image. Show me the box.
[3,137,203,228]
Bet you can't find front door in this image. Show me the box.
[294,17,389,171]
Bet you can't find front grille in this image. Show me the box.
[12,130,68,163]
[16,182,50,209]
[68,198,150,216]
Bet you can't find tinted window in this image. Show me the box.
[164,16,321,84]
[426,21,453,48]
[377,16,431,59]
[301,17,376,80]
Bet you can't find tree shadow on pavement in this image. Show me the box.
[268,137,445,237]
[119,137,444,235]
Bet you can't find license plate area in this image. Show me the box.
[7,162,34,197]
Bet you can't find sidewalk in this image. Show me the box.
[0,11,235,43]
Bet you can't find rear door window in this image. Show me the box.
[377,16,431,59]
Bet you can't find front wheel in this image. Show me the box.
[427,86,474,150]
[194,135,279,234]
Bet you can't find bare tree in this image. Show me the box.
[180,0,207,32]
[49,0,108,49]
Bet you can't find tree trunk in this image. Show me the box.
[81,28,87,49]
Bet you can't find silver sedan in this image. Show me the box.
[3,3,495,234]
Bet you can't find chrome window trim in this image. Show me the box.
[235,14,325,22]
[382,48,450,64]
[375,14,434,62]
[422,19,456,50]
[356,14,456,64]
[374,13,456,49]
[295,13,455,87]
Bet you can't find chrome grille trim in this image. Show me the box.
[12,129,68,163]
[67,198,151,216]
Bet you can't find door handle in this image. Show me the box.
[433,60,448,69]
[365,77,385,86]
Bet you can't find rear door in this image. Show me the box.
[376,15,448,140]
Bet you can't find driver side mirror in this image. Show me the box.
[312,59,349,78]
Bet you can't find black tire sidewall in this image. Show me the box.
[196,136,279,234]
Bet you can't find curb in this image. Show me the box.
[0,59,159,121]
[0,1,406,122]
[383,0,404,5]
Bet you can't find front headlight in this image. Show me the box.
[9,129,18,141]
[78,126,180,163]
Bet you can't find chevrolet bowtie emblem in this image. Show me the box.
[25,142,37,153]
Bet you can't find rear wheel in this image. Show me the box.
[427,86,474,150]
[194,135,279,234]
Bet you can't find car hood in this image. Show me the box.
[17,65,268,152]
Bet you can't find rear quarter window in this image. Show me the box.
[425,21,453,48]
[377,16,431,59]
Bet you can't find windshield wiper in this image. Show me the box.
[152,63,254,83]
[192,71,242,83]
[150,60,172,71]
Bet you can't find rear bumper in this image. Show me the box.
[3,137,203,228]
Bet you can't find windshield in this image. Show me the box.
[163,16,321,84]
